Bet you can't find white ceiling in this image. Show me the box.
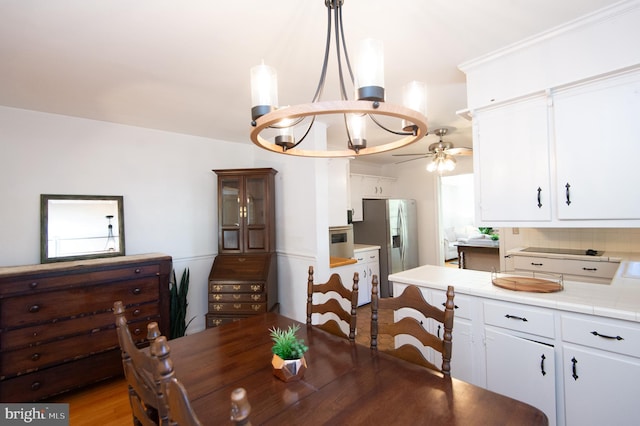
[0,0,621,165]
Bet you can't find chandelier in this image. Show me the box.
[249,0,428,158]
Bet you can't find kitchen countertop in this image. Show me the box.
[506,247,640,263]
[389,261,640,323]
[329,256,357,268]
[354,244,381,252]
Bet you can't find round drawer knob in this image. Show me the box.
[132,288,141,295]
[133,328,142,335]
[133,309,141,316]
[29,305,41,313]
[31,353,41,361]
[31,381,42,391]
[134,268,142,274]
[29,282,38,289]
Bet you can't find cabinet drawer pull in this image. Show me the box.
[133,309,141,316]
[530,262,543,266]
[233,294,241,300]
[537,187,542,208]
[29,304,41,313]
[214,294,222,301]
[31,353,41,362]
[565,182,572,206]
[233,285,241,290]
[31,381,42,391]
[591,331,623,341]
[29,282,38,289]
[233,304,241,309]
[582,267,598,271]
[571,357,579,380]
[252,304,261,311]
[505,314,528,322]
[441,302,459,309]
[540,354,546,376]
[251,294,261,301]
[134,268,142,274]
[251,285,261,292]
[132,288,142,295]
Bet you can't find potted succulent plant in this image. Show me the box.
[269,324,309,382]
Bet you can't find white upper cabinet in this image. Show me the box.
[474,95,552,223]
[461,1,640,227]
[553,70,640,220]
[327,158,350,227]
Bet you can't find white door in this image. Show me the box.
[485,328,557,426]
[474,95,552,222]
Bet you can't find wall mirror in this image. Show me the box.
[40,194,125,263]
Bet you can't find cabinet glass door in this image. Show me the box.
[244,176,268,251]
[220,176,242,251]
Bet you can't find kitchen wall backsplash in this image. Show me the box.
[504,228,640,254]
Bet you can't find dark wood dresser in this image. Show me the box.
[207,168,278,327]
[0,253,171,402]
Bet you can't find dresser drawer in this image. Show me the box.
[562,314,640,358]
[208,293,265,303]
[1,278,159,328]
[1,318,157,377]
[208,302,266,314]
[209,282,264,293]
[0,348,123,402]
[1,302,158,351]
[484,300,555,338]
[205,314,245,328]
[0,263,161,296]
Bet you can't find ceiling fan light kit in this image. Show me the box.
[249,0,428,158]
[392,127,472,172]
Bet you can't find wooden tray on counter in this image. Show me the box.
[491,271,563,293]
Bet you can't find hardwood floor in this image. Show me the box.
[48,305,390,424]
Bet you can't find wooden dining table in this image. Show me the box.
[167,312,548,425]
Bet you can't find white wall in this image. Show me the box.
[0,106,334,333]
[0,106,249,333]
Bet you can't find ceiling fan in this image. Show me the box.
[392,128,472,165]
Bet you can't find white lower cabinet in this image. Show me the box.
[485,328,557,426]
[561,313,640,426]
[354,248,380,307]
[562,345,640,426]
[391,281,640,426]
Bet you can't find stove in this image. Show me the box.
[521,247,603,256]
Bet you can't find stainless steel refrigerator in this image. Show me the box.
[353,199,418,298]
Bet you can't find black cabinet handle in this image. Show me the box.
[583,267,598,271]
[29,304,40,313]
[437,324,441,339]
[31,381,42,391]
[505,314,528,322]
[537,187,542,208]
[540,354,546,376]
[132,288,142,295]
[29,282,38,289]
[565,183,572,206]
[531,262,543,266]
[441,302,459,309]
[571,357,579,380]
[31,353,41,362]
[591,331,623,340]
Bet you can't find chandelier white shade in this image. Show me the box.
[249,0,428,157]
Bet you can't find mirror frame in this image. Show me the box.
[40,194,126,263]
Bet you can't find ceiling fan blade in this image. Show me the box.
[446,147,473,156]
[391,153,430,157]
[393,156,429,164]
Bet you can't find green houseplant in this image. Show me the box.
[269,324,308,382]
[169,268,195,339]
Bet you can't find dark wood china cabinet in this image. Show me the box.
[207,168,278,328]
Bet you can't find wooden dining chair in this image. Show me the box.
[370,277,456,375]
[306,265,359,341]
[114,300,172,425]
